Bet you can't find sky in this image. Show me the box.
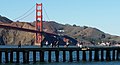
[0,0,120,36]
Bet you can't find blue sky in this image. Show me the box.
[0,0,120,36]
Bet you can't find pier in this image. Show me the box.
[0,46,120,63]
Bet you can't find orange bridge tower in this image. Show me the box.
[35,3,43,47]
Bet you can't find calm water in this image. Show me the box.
[0,45,120,65]
[0,61,120,65]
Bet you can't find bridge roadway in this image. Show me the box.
[0,24,55,36]
[0,46,120,63]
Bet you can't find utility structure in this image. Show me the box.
[35,3,43,46]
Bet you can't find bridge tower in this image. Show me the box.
[35,3,43,46]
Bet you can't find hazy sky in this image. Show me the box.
[0,0,120,36]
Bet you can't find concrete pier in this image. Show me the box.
[0,46,119,63]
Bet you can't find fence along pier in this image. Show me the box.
[0,46,120,63]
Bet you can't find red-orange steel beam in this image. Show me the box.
[0,24,58,36]
[0,24,41,33]
[35,3,43,46]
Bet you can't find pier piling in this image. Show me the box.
[82,50,86,61]
[116,49,120,60]
[10,51,13,63]
[16,51,19,63]
[69,51,73,62]
[106,50,111,61]
[33,51,36,63]
[23,51,26,63]
[26,51,29,63]
[89,50,92,61]
[101,49,104,61]
[112,49,115,61]
[48,51,51,62]
[40,51,44,62]
[94,50,99,61]
[63,50,66,62]
[0,51,2,63]
[5,51,8,63]
[76,50,79,62]
[55,50,59,62]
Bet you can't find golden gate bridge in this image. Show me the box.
[0,3,78,47]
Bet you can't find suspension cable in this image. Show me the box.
[13,5,35,21]
[13,4,51,22]
[17,9,35,21]
[43,6,50,21]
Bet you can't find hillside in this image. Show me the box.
[43,22,120,45]
[0,15,13,23]
[0,16,120,45]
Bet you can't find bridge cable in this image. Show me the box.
[43,6,50,21]
[17,9,35,21]
[13,5,35,21]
